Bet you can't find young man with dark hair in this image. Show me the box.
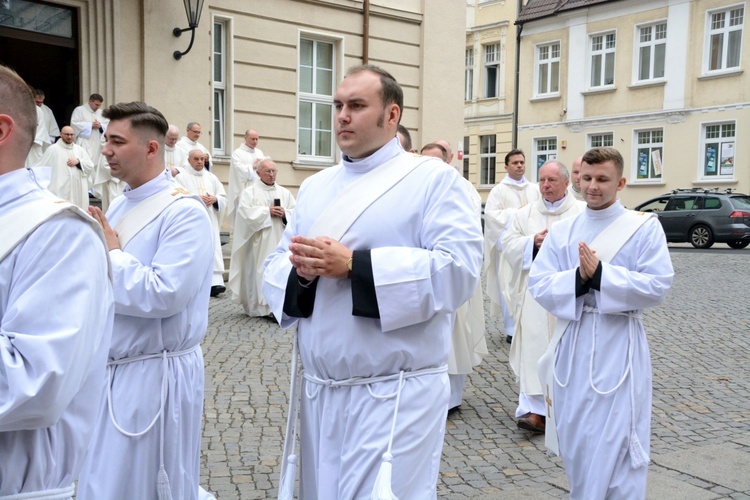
[528,147,673,499]
[77,101,215,500]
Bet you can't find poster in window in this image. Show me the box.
[705,144,717,175]
[720,142,734,176]
[651,149,662,177]
[637,149,649,178]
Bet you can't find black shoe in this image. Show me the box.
[210,285,226,297]
[506,335,513,344]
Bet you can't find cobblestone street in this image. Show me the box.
[200,247,750,499]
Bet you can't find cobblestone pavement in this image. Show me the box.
[200,246,750,499]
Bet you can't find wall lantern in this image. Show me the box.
[173,0,205,60]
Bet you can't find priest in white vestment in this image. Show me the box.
[77,102,216,500]
[501,160,584,433]
[176,121,211,166]
[175,149,228,296]
[70,94,107,170]
[164,123,186,176]
[227,128,264,230]
[38,126,94,209]
[229,158,294,317]
[484,149,540,343]
[34,89,60,142]
[421,143,488,411]
[567,156,584,201]
[263,66,483,499]
[528,147,673,499]
[25,105,50,167]
[0,65,114,499]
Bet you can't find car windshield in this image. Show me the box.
[729,196,750,210]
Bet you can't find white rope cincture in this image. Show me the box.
[552,305,648,468]
[0,483,75,500]
[278,329,302,500]
[106,345,200,499]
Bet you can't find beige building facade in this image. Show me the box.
[464,0,519,201]
[1,0,466,198]
[515,0,749,208]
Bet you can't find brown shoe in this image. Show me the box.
[517,412,545,433]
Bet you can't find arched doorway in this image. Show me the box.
[0,0,79,129]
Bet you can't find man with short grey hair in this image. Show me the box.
[501,160,585,433]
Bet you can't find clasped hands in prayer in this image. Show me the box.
[88,206,121,251]
[289,235,352,282]
[578,241,599,282]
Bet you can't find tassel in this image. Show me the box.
[628,428,650,469]
[370,452,399,500]
[157,465,173,500]
[278,454,298,500]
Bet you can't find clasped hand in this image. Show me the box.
[578,242,599,282]
[289,236,352,281]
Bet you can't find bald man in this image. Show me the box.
[38,125,94,208]
[228,128,265,230]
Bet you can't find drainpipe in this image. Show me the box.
[512,3,524,149]
[363,0,370,64]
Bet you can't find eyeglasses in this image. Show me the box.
[190,130,202,135]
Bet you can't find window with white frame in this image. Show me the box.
[483,43,500,98]
[212,19,228,154]
[463,136,470,179]
[636,22,666,81]
[480,135,496,185]
[465,48,474,101]
[701,122,736,177]
[533,137,557,177]
[589,132,614,148]
[635,129,664,180]
[536,42,560,95]
[706,6,744,72]
[298,37,336,161]
[590,32,616,88]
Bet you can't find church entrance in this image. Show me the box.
[0,0,80,129]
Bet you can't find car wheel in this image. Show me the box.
[690,225,714,249]
[727,240,749,249]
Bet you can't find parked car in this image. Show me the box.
[634,188,750,249]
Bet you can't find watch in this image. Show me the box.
[346,256,353,278]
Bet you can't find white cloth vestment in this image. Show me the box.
[77,173,215,500]
[38,140,94,209]
[227,144,264,230]
[528,201,673,499]
[483,177,539,333]
[567,184,584,201]
[0,168,113,497]
[501,194,585,416]
[41,103,60,142]
[229,181,294,316]
[263,138,483,498]
[70,103,107,169]
[175,165,228,286]
[165,144,187,172]
[448,177,488,407]
[93,155,124,213]
[176,137,211,165]
[25,106,50,167]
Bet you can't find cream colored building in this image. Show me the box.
[464,0,519,201]
[1,0,466,200]
[515,0,749,207]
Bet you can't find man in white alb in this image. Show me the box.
[529,147,673,499]
[420,142,487,412]
[263,65,482,499]
[484,149,540,343]
[38,125,94,209]
[227,128,264,230]
[567,156,584,201]
[34,89,60,143]
[164,123,186,176]
[175,149,228,297]
[176,121,211,165]
[0,64,114,499]
[229,158,295,317]
[501,160,584,433]
[71,93,107,168]
[76,101,215,500]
